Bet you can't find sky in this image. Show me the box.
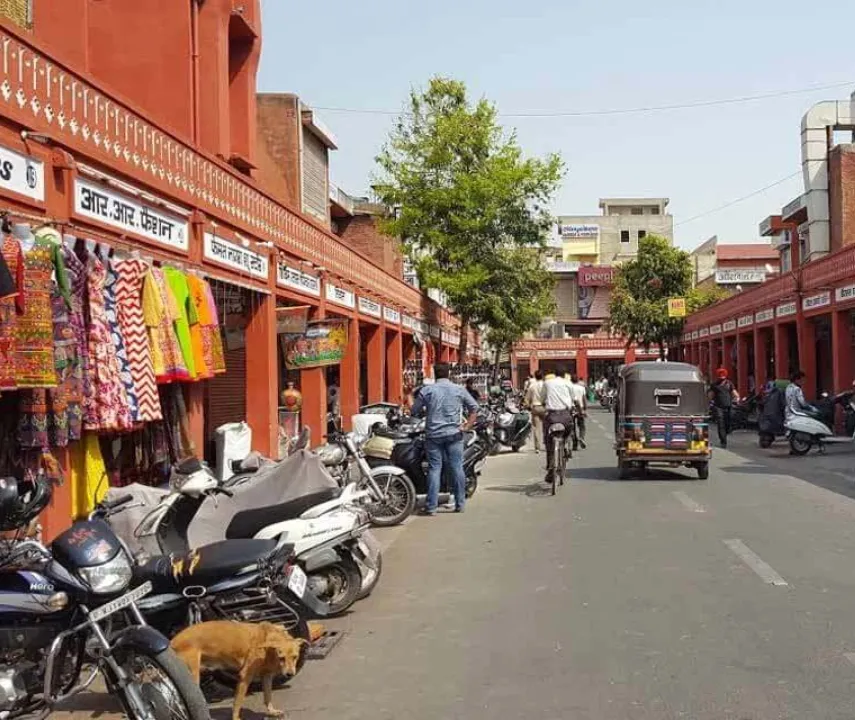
[256,0,855,251]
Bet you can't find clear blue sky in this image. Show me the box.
[257,0,855,250]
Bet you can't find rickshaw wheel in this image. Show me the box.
[696,462,709,480]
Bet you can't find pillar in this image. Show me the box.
[340,316,360,430]
[832,310,853,393]
[300,304,327,445]
[722,336,735,379]
[736,334,750,396]
[577,348,589,381]
[386,330,403,405]
[185,384,205,458]
[708,340,717,377]
[245,293,278,456]
[754,328,769,386]
[530,352,539,373]
[774,323,789,380]
[797,315,816,400]
[366,323,385,404]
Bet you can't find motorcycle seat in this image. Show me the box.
[135,538,290,593]
[224,488,342,539]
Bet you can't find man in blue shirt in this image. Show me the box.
[411,363,479,515]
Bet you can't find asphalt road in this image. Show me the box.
[58,413,855,719]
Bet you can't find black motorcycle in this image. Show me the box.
[489,398,532,453]
[0,475,209,720]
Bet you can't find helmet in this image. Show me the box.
[0,475,53,532]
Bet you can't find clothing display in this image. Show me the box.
[16,237,57,389]
[62,244,89,442]
[0,235,22,391]
[103,258,139,422]
[163,267,196,380]
[187,274,212,380]
[143,267,190,384]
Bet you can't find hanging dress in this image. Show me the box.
[62,246,90,442]
[103,258,139,423]
[15,237,57,389]
[203,280,226,374]
[0,236,23,391]
[84,249,132,432]
[115,257,162,422]
[186,274,213,380]
[143,268,189,384]
[162,267,196,380]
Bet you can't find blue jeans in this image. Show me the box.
[425,433,466,513]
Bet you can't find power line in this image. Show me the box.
[312,80,854,119]
[674,172,802,227]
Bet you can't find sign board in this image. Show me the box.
[537,350,577,359]
[276,306,310,335]
[803,291,831,311]
[402,315,417,331]
[204,233,269,280]
[282,319,349,370]
[776,301,797,318]
[358,296,382,319]
[276,263,321,297]
[715,269,766,285]
[690,330,699,340]
[709,324,722,335]
[383,307,401,325]
[74,176,190,252]
[755,308,775,324]
[699,327,709,338]
[325,283,355,309]
[589,349,625,358]
[738,314,754,328]
[429,325,441,339]
[559,224,599,239]
[547,261,581,273]
[0,144,44,202]
[667,298,686,318]
[836,284,855,304]
[723,320,737,333]
[578,266,615,287]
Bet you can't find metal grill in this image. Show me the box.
[0,0,31,28]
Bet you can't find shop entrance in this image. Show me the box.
[814,316,833,395]
[538,359,577,377]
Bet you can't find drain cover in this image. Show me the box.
[307,630,344,659]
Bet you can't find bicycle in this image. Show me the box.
[547,421,572,495]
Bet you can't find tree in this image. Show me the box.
[374,77,564,358]
[606,234,696,359]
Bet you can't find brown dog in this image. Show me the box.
[171,620,307,720]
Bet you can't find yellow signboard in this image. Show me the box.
[667,298,687,318]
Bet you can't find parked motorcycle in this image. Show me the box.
[731,392,760,430]
[785,390,855,455]
[0,475,209,720]
[489,397,532,453]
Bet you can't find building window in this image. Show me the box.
[620,230,630,243]
[638,230,647,240]
[0,0,31,28]
[631,207,643,216]
[650,207,660,215]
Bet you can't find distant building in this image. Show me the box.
[689,236,779,291]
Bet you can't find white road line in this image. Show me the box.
[723,539,789,586]
[672,491,706,513]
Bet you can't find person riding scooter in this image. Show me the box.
[757,379,788,448]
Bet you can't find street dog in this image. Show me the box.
[171,620,307,720]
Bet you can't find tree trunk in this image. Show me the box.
[492,347,502,385]
[458,316,470,361]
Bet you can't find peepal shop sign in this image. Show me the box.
[578,266,615,287]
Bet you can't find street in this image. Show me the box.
[264,410,855,720]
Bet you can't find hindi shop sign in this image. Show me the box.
[402,315,417,331]
[203,233,269,280]
[74,176,189,252]
[738,314,754,328]
[383,307,401,325]
[325,283,355,309]
[358,296,382,319]
[802,291,831,311]
[709,324,722,336]
[578,265,615,287]
[754,308,775,324]
[723,320,737,333]
[0,144,44,202]
[776,301,797,318]
[836,284,855,304]
[715,269,766,285]
[276,262,321,297]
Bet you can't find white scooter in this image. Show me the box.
[785,390,855,455]
[107,453,381,616]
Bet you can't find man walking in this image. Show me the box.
[542,367,583,483]
[569,374,588,449]
[411,363,479,515]
[708,367,738,448]
[524,370,545,453]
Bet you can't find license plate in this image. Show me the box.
[88,581,152,623]
[286,565,308,598]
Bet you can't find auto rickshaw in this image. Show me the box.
[614,361,711,480]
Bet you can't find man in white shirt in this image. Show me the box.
[541,368,582,481]
[524,370,545,453]
[569,374,588,450]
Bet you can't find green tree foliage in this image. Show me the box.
[607,235,701,359]
[374,77,563,357]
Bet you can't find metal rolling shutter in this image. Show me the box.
[554,277,578,320]
[205,344,246,440]
[302,131,328,222]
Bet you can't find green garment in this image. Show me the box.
[162,267,196,379]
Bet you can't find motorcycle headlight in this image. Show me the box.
[78,553,132,595]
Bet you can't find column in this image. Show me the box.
[736,334,750,396]
[774,322,789,380]
[366,323,385,404]
[797,315,816,400]
[386,329,403,405]
[340,316,360,430]
[722,336,735,379]
[245,293,278,456]
[707,340,716,377]
[832,310,853,393]
[577,347,589,381]
[530,352,539,373]
[301,303,327,445]
[184,384,205,458]
[754,328,769,386]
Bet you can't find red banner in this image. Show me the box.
[578,266,615,287]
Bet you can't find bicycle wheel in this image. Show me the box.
[551,440,560,495]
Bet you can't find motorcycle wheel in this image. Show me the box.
[360,472,416,527]
[465,473,478,498]
[308,555,362,616]
[356,551,383,601]
[111,647,209,720]
[789,432,813,456]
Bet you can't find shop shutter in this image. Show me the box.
[205,345,246,442]
[0,0,31,28]
[554,277,578,320]
[302,131,328,222]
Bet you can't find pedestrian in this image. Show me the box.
[465,377,482,403]
[570,374,588,449]
[541,366,582,483]
[411,363,479,515]
[524,370,546,453]
[708,367,738,448]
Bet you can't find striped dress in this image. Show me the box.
[115,257,162,422]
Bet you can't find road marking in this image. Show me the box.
[723,539,788,586]
[672,491,706,513]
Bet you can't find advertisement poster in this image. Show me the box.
[276,305,310,335]
[577,265,615,320]
[282,319,349,370]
